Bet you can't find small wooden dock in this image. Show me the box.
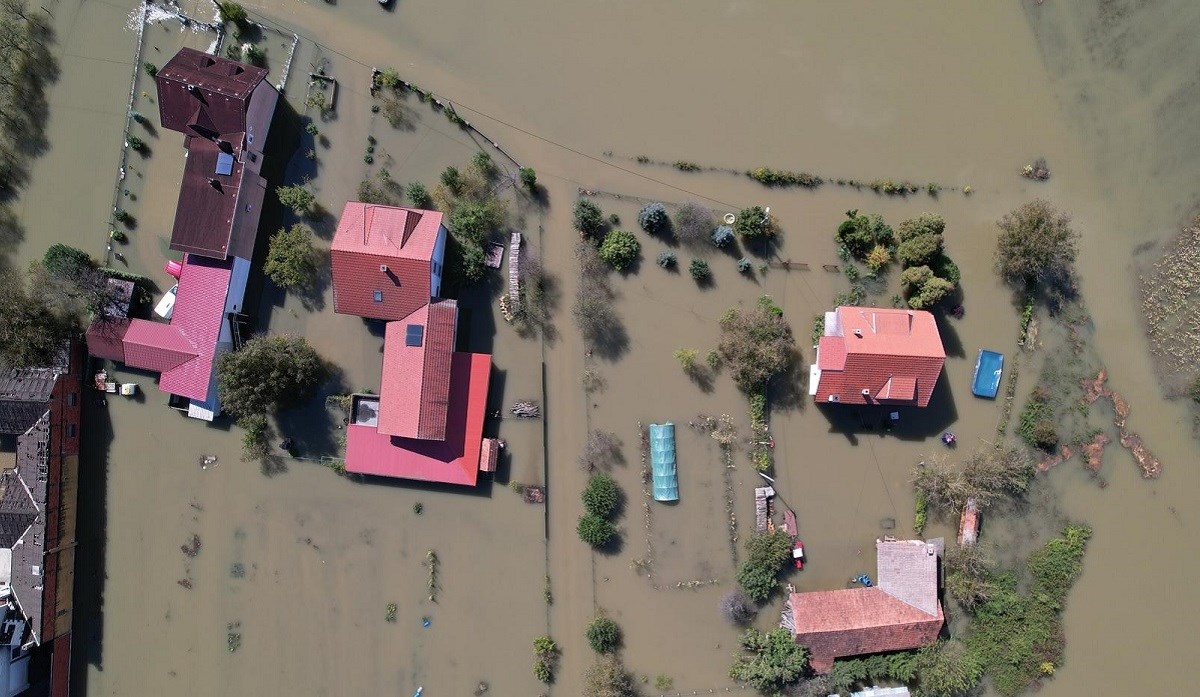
[754,486,775,533]
[508,232,522,312]
[783,509,797,538]
[958,498,980,547]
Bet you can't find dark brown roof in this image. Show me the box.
[156,48,267,137]
[169,137,246,259]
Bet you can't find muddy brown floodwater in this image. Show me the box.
[8,0,1199,695]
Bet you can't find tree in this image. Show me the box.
[580,430,622,472]
[736,529,793,601]
[377,66,401,89]
[216,335,327,418]
[577,514,615,547]
[42,244,93,278]
[719,589,757,624]
[865,244,891,273]
[519,167,537,192]
[276,183,315,216]
[717,297,797,393]
[238,413,270,461]
[690,258,711,281]
[585,616,621,653]
[637,202,669,234]
[944,544,995,613]
[711,225,735,248]
[0,267,74,368]
[907,276,954,310]
[836,212,893,259]
[582,472,619,518]
[728,628,809,693]
[734,206,774,238]
[574,199,606,240]
[264,224,319,291]
[995,199,1079,291]
[674,347,699,373]
[407,181,432,208]
[911,641,982,697]
[449,199,505,245]
[897,212,946,242]
[913,447,1034,518]
[584,655,636,697]
[598,230,639,271]
[896,232,944,268]
[216,1,248,27]
[900,265,934,293]
[674,201,714,245]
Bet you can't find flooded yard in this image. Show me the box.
[5,0,1198,695]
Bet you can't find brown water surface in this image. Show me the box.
[9,0,1200,695]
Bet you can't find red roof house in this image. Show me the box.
[156,47,271,139]
[330,202,447,320]
[810,307,945,407]
[787,539,944,673]
[331,202,491,486]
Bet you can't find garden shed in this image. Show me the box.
[649,422,679,502]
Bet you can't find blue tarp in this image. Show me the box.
[972,349,1004,398]
[649,422,679,502]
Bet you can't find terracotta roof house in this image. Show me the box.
[331,202,494,486]
[86,48,274,421]
[809,307,945,407]
[0,343,83,696]
[785,539,944,673]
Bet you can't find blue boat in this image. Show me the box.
[972,350,1004,398]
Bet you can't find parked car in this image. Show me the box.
[154,284,178,320]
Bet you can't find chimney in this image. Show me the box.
[208,178,222,190]
[379,264,389,273]
[853,329,863,338]
[861,389,871,397]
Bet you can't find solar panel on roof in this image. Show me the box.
[215,152,234,176]
[405,324,424,347]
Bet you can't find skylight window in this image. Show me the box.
[405,324,425,347]
[372,290,383,303]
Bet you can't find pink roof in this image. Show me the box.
[86,318,131,362]
[377,300,458,440]
[790,538,944,672]
[330,202,444,321]
[790,589,943,673]
[112,256,232,401]
[814,307,945,407]
[345,352,492,485]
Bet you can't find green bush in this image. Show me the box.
[127,135,145,152]
[897,232,944,268]
[449,199,505,245]
[143,62,157,77]
[407,181,432,208]
[734,206,774,238]
[238,413,270,461]
[747,167,822,188]
[43,244,94,278]
[900,265,934,293]
[519,167,537,192]
[718,298,796,394]
[737,258,752,273]
[913,641,982,697]
[1018,386,1054,450]
[674,201,714,244]
[711,225,735,248]
[377,66,401,89]
[276,184,316,216]
[931,254,961,285]
[656,250,676,268]
[574,199,606,240]
[582,472,619,518]
[835,212,893,259]
[585,616,621,653]
[897,212,946,242]
[264,224,319,291]
[637,202,669,234]
[729,628,809,692]
[735,530,793,601]
[598,230,640,271]
[440,166,463,195]
[995,199,1079,291]
[577,514,616,547]
[532,636,558,683]
[690,259,711,281]
[907,276,954,310]
[217,1,248,27]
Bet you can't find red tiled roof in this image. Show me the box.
[377,300,457,440]
[157,48,267,136]
[330,202,444,321]
[791,588,943,673]
[814,307,945,407]
[479,438,499,473]
[345,352,492,485]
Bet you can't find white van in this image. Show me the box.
[154,284,178,320]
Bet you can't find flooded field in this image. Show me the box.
[6,0,1199,695]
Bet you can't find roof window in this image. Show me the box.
[372,290,383,303]
[405,324,425,347]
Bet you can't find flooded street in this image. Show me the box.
[7,0,1199,695]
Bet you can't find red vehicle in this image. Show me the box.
[792,539,805,570]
